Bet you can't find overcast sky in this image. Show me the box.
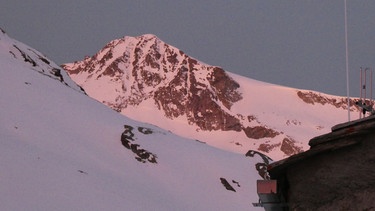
[1,0,375,97]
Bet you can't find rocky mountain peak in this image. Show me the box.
[63,34,244,132]
[62,34,358,159]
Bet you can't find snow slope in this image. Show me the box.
[64,34,358,161]
[123,72,353,160]
[0,29,266,210]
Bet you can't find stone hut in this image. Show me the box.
[260,115,375,210]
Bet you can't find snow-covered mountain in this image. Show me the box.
[63,34,360,160]
[0,28,271,210]
[0,28,82,93]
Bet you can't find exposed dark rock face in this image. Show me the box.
[246,150,273,179]
[280,137,303,156]
[296,91,358,111]
[64,34,350,158]
[243,126,279,139]
[138,126,153,134]
[78,170,88,175]
[208,67,242,110]
[232,180,241,187]
[258,142,281,153]
[1,30,81,91]
[220,177,236,192]
[121,124,157,163]
[256,137,303,157]
[245,150,273,164]
[63,35,244,134]
[12,44,37,67]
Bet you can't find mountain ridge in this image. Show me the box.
[0,28,82,93]
[0,28,268,210]
[63,34,361,160]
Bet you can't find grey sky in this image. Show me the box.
[1,0,375,97]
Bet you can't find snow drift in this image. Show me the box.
[0,28,268,210]
[63,34,360,160]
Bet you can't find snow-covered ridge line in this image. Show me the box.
[63,33,362,160]
[1,29,270,210]
[0,28,83,93]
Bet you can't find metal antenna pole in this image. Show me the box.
[365,68,368,100]
[360,67,362,100]
[345,0,350,121]
[360,67,362,118]
[371,68,373,105]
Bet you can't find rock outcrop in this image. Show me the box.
[62,34,360,159]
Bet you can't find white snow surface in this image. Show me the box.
[64,34,358,161]
[0,31,265,210]
[119,64,353,161]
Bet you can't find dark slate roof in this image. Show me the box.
[267,115,375,178]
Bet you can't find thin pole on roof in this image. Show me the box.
[360,67,362,118]
[371,68,373,105]
[344,0,350,121]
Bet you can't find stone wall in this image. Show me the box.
[283,132,375,210]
